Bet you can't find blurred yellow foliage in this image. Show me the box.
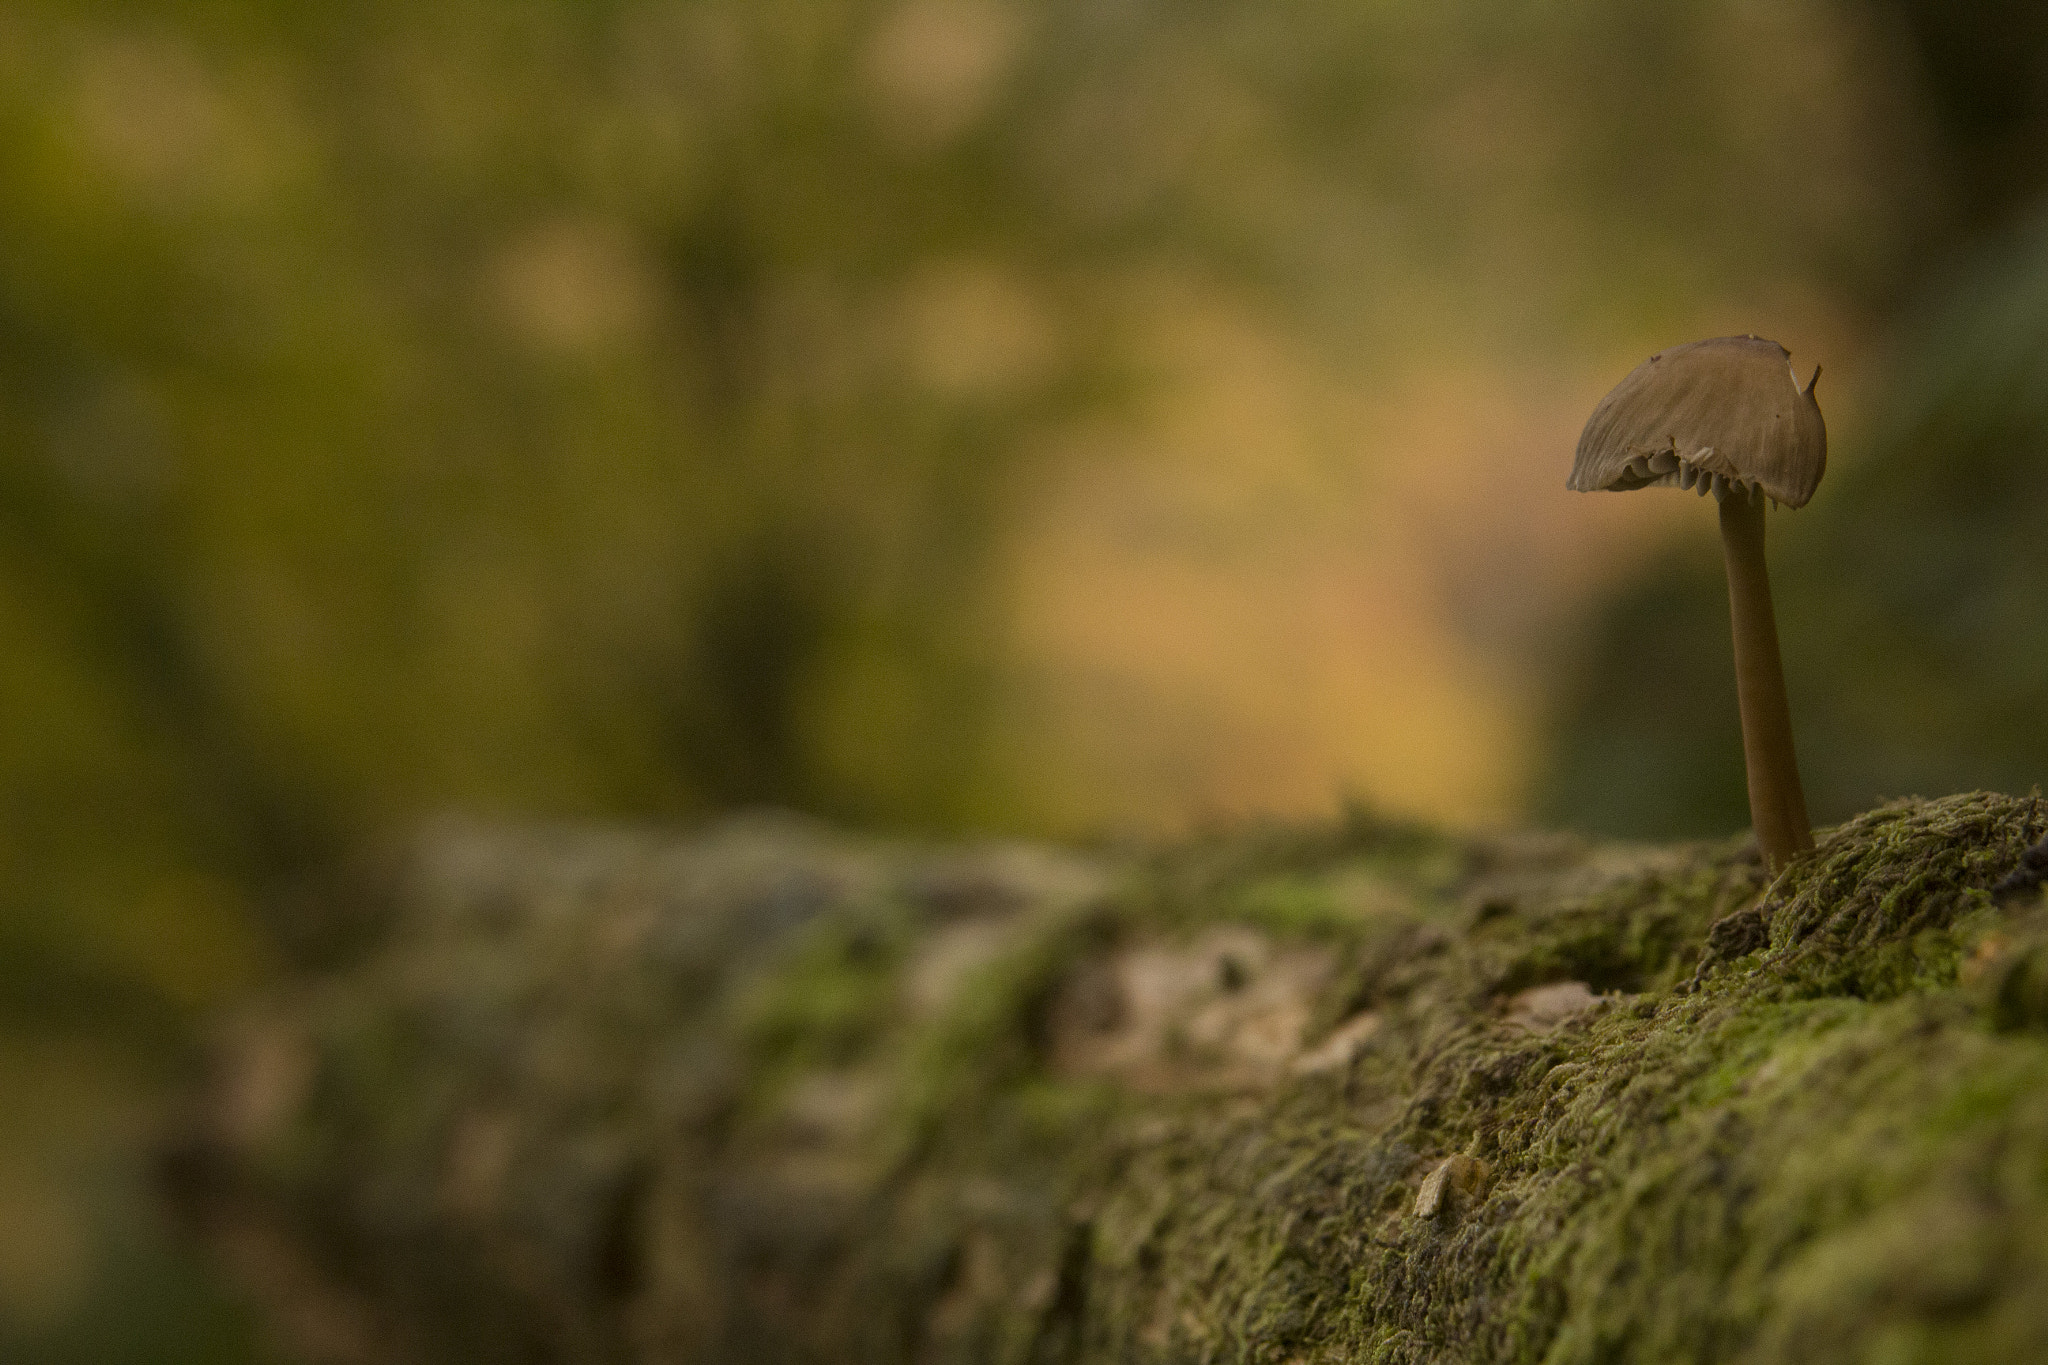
[0,0,1933,1000]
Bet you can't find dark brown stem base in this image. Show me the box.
[1719,490,1814,871]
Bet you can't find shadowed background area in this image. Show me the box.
[4,0,2048,1359]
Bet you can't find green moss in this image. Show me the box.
[738,900,914,1075]
[901,792,2048,1365]
[203,793,2048,1364]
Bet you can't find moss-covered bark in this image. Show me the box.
[167,795,2048,1364]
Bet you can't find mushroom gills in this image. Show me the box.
[1633,453,1758,504]
[1611,449,1761,503]
[1615,447,1682,489]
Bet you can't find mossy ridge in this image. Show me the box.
[849,793,2046,1364]
[181,794,2048,1364]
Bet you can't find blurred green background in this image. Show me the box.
[5,0,2048,1359]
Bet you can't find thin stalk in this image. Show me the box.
[1718,488,1813,871]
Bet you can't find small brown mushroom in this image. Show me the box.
[1570,335,1826,872]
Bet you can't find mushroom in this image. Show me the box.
[1569,335,1826,872]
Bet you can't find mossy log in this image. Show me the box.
[166,794,2048,1364]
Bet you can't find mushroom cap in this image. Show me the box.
[1569,335,1826,508]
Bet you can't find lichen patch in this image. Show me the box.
[1503,980,1601,1032]
[1290,1011,1382,1076]
[1049,927,1337,1091]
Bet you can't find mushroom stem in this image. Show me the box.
[1717,489,1813,871]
